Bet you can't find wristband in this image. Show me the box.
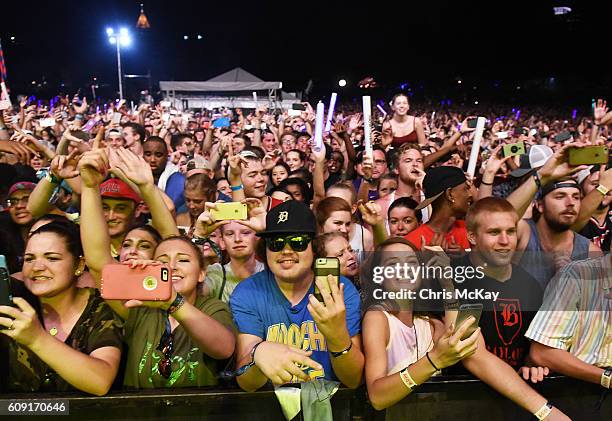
[596,185,610,196]
[601,368,612,389]
[220,341,264,379]
[480,179,493,186]
[230,184,244,191]
[45,172,61,185]
[533,172,542,190]
[330,341,353,358]
[166,293,185,314]
[426,352,440,372]
[534,402,553,420]
[399,367,418,390]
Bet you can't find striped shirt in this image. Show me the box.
[525,254,612,367]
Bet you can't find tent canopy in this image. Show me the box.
[160,68,282,92]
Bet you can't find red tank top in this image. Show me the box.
[391,131,418,148]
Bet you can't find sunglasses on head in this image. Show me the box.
[157,317,174,379]
[265,234,312,252]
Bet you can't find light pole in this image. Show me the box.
[106,27,131,100]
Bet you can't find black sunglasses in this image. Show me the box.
[265,234,312,252]
[157,317,174,379]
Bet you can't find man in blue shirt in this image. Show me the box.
[230,200,364,391]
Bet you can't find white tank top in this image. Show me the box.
[383,311,435,375]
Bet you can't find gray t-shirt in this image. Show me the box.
[205,261,265,303]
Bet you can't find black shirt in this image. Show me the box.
[451,254,543,369]
[579,209,612,252]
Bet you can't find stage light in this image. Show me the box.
[338,79,347,87]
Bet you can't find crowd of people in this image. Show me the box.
[0,91,611,420]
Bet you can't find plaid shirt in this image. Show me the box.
[525,254,612,367]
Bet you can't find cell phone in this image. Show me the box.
[0,255,14,307]
[568,146,609,166]
[502,141,526,158]
[112,112,122,125]
[101,263,172,301]
[513,127,528,136]
[455,303,483,340]
[212,117,231,128]
[292,103,306,111]
[81,119,97,132]
[467,118,478,129]
[40,118,56,128]
[287,109,302,117]
[495,131,509,139]
[210,202,248,221]
[553,131,572,143]
[314,257,340,302]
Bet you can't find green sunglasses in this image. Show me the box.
[265,234,312,252]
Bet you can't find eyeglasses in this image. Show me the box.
[265,234,312,252]
[6,196,30,207]
[157,318,174,379]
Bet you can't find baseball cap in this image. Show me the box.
[99,178,141,203]
[415,166,466,211]
[257,200,317,238]
[510,145,553,178]
[540,178,581,198]
[8,181,36,196]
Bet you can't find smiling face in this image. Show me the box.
[266,238,314,283]
[286,151,304,172]
[23,232,80,298]
[324,236,358,277]
[102,198,136,238]
[392,95,410,116]
[468,211,518,268]
[322,210,352,234]
[119,228,158,262]
[262,133,277,152]
[154,239,204,297]
[241,159,268,199]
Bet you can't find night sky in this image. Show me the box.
[1,0,608,103]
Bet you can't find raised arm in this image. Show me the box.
[109,148,179,239]
[311,143,326,208]
[571,167,612,231]
[78,149,129,320]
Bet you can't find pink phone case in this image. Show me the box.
[101,264,172,301]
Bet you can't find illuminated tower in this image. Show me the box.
[136,4,150,29]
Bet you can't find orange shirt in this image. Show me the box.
[404,220,470,250]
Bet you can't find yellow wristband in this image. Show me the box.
[399,367,417,391]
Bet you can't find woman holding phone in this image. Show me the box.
[79,148,236,388]
[0,221,123,395]
[362,238,569,420]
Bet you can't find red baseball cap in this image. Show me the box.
[8,182,37,196]
[99,178,141,203]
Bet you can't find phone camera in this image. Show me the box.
[510,145,520,153]
[161,268,169,282]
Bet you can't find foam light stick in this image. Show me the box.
[376,103,387,117]
[466,116,486,178]
[363,96,372,156]
[324,92,337,132]
[313,101,325,152]
[252,91,257,105]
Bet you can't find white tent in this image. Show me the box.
[160,67,301,110]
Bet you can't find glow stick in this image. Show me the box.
[466,117,486,178]
[363,96,372,155]
[252,92,257,104]
[376,104,387,117]
[313,101,325,152]
[324,92,337,132]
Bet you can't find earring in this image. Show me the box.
[75,270,82,276]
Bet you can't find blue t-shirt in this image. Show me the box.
[165,172,186,213]
[229,269,361,382]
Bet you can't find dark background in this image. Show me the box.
[0,0,609,107]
